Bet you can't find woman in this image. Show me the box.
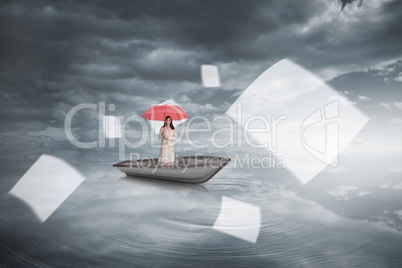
[158,115,177,165]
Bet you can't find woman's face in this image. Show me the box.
[166,118,171,126]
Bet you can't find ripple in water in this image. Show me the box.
[1,172,402,267]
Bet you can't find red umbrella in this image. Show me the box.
[141,104,189,121]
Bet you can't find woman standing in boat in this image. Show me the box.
[158,115,177,166]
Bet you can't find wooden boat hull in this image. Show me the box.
[113,156,231,183]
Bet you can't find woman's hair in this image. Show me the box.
[163,115,175,129]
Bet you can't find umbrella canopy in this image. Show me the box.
[141,104,189,121]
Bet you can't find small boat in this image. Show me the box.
[113,156,231,183]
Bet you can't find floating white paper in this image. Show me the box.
[226,59,369,184]
[201,65,221,87]
[9,154,85,222]
[213,196,261,243]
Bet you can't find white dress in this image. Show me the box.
[158,126,177,163]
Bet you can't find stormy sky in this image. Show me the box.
[1,0,401,169]
[1,0,401,132]
[1,0,402,266]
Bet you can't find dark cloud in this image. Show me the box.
[338,0,363,11]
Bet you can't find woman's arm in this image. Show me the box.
[170,129,178,141]
[158,127,164,140]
